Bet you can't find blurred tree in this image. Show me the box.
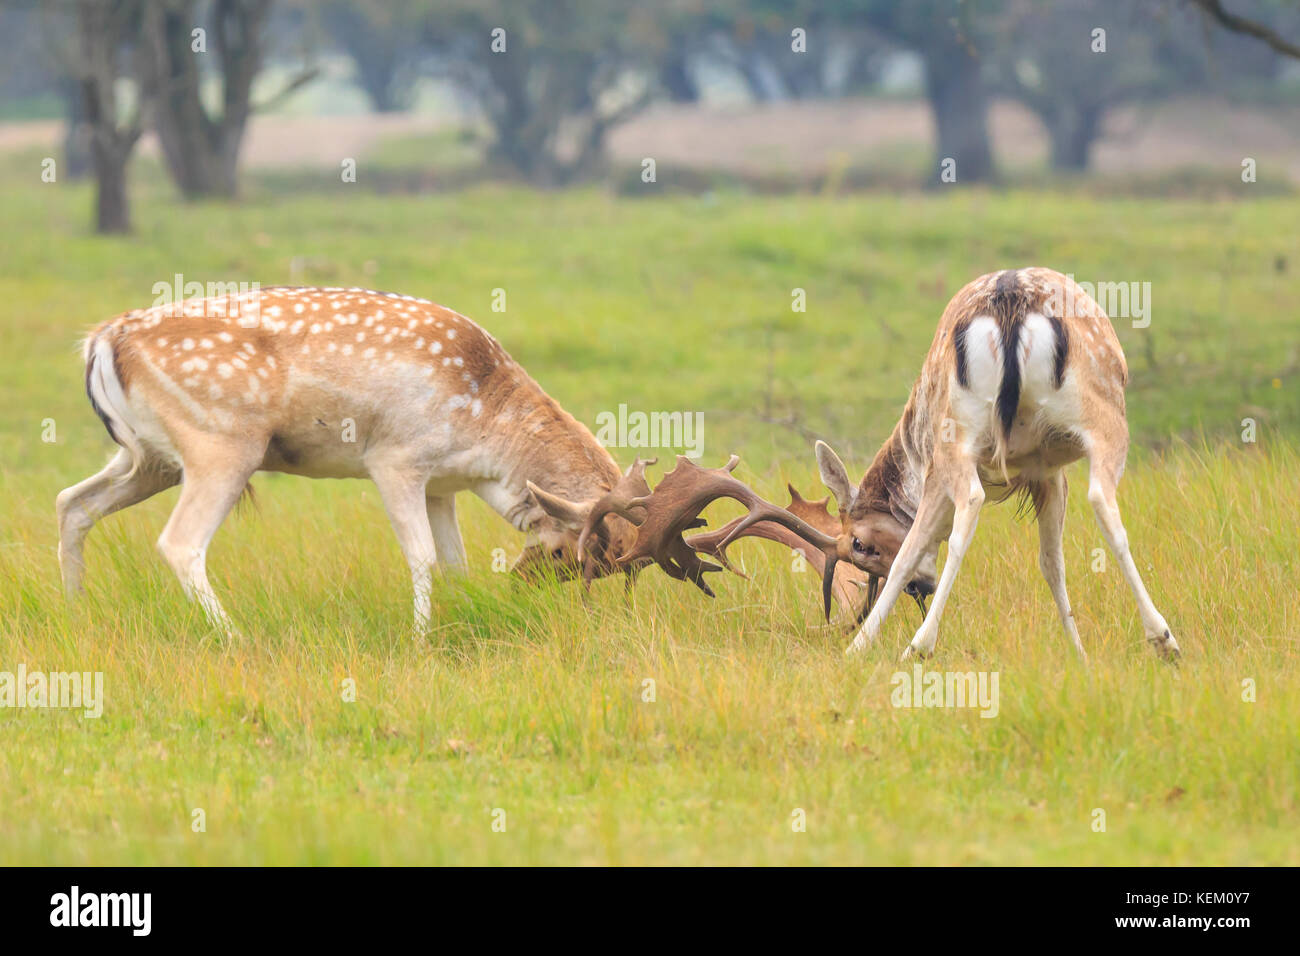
[320,0,430,112]
[677,0,884,102]
[993,0,1168,171]
[422,0,661,185]
[72,0,146,233]
[141,0,316,199]
[996,0,1293,171]
[856,0,1004,183]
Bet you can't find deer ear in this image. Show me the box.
[526,481,591,529]
[815,440,856,515]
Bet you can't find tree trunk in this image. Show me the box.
[75,2,143,236]
[62,79,92,180]
[91,141,131,233]
[142,0,268,200]
[659,50,698,103]
[1047,105,1101,171]
[923,46,994,183]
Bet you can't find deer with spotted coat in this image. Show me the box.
[622,267,1180,660]
[57,287,658,634]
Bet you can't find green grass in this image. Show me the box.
[0,152,1296,864]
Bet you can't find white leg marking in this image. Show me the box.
[1037,471,1087,658]
[156,464,252,636]
[846,484,951,656]
[901,475,984,661]
[57,450,178,597]
[372,467,438,636]
[1086,467,1179,658]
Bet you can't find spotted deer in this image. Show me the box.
[625,268,1179,661]
[56,287,651,633]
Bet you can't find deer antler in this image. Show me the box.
[685,483,874,618]
[617,455,847,616]
[574,456,668,587]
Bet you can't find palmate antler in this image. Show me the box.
[685,484,879,624]
[616,455,853,618]
[573,456,662,587]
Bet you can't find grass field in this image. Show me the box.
[0,151,1297,864]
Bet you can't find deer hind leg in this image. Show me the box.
[901,459,986,661]
[1036,470,1086,658]
[426,493,467,573]
[1085,437,1179,658]
[155,453,257,636]
[846,479,953,657]
[56,449,179,598]
[371,465,438,635]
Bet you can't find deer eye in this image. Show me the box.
[852,537,877,557]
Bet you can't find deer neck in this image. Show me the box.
[857,395,930,525]
[474,381,623,532]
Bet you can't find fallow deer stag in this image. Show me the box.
[56,287,653,633]
[627,268,1179,661]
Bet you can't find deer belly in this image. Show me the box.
[259,421,370,478]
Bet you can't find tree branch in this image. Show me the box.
[251,66,321,113]
[1189,0,1300,60]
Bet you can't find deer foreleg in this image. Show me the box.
[845,481,951,656]
[901,468,985,661]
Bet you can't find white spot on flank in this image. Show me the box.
[181,338,195,351]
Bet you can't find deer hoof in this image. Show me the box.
[1152,628,1181,660]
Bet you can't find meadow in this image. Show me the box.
[0,149,1297,864]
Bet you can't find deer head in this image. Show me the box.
[521,456,663,586]
[814,439,936,611]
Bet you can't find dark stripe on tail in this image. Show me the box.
[953,322,970,388]
[991,270,1024,438]
[84,340,120,446]
[1048,313,1069,388]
